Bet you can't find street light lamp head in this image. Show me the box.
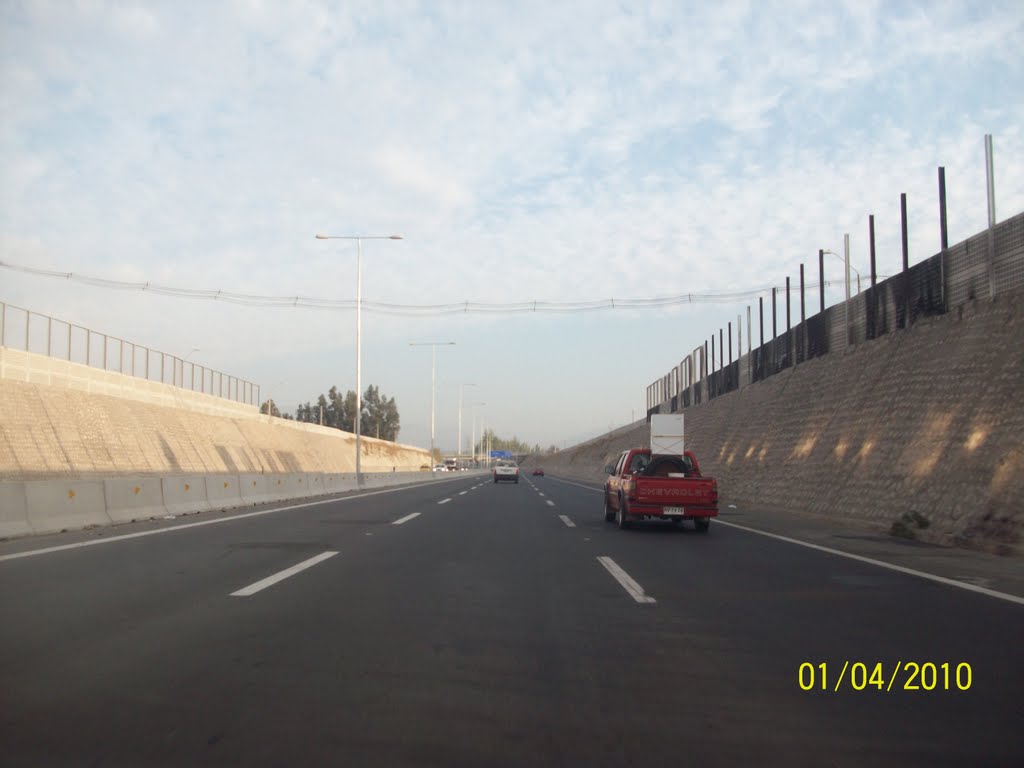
[315,234,329,239]
[389,235,404,240]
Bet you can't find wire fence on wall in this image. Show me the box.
[647,207,1024,418]
[0,303,260,407]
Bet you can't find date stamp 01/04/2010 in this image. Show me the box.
[798,662,973,692]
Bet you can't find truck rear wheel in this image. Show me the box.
[616,497,632,530]
[694,518,710,533]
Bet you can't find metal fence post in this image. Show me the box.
[844,233,852,345]
[25,310,30,351]
[47,315,52,357]
[771,288,777,339]
[759,297,764,347]
[901,193,910,328]
[87,329,91,366]
[818,249,825,312]
[799,264,805,364]
[985,134,996,299]
[869,215,877,288]
[0,303,5,346]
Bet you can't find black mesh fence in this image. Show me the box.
[647,211,1022,416]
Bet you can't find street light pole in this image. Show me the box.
[315,233,403,484]
[458,383,476,464]
[409,341,455,465]
[823,243,862,295]
[470,401,486,465]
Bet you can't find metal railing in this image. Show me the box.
[0,303,259,407]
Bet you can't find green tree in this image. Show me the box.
[285,384,400,439]
[362,385,401,441]
[475,430,533,457]
[260,400,282,417]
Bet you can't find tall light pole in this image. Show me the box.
[315,233,403,484]
[470,401,486,465]
[409,341,455,464]
[458,382,477,465]
[823,242,862,295]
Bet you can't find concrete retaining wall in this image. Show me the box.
[533,291,1024,556]
[0,348,432,481]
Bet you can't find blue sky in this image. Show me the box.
[2,0,1022,452]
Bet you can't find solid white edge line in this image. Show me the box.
[230,551,337,597]
[545,500,555,507]
[597,556,656,604]
[392,512,421,525]
[558,515,576,528]
[0,478,466,563]
[715,520,1024,606]
[438,498,452,505]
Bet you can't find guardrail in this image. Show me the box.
[0,302,259,406]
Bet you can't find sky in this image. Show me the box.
[1,0,1022,453]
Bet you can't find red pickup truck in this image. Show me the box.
[603,448,718,532]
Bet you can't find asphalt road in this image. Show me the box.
[1,472,1022,767]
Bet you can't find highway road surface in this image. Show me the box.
[1,472,1022,767]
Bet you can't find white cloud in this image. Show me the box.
[0,0,1022,448]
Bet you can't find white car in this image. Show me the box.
[433,464,447,472]
[493,460,519,484]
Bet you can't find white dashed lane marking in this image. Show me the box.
[558,515,576,528]
[597,556,656,604]
[230,552,338,597]
[392,512,421,525]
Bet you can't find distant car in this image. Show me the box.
[532,468,544,476]
[493,460,519,484]
[433,464,447,472]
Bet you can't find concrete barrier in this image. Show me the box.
[324,474,358,494]
[239,473,271,505]
[25,480,111,534]
[205,475,244,511]
[308,473,326,497]
[104,476,167,523]
[162,475,211,516]
[3,470,473,540]
[0,482,32,538]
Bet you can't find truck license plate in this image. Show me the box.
[663,507,685,516]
